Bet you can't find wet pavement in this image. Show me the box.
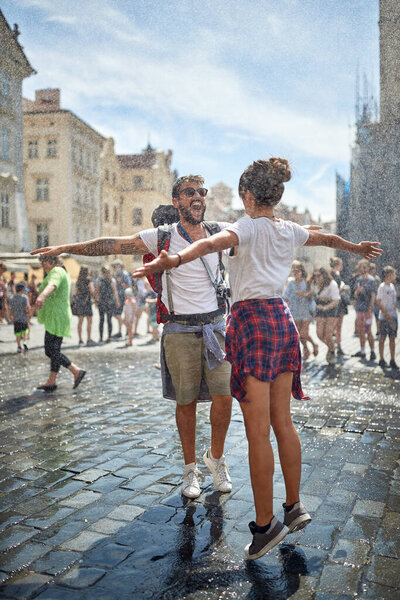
[0,309,400,599]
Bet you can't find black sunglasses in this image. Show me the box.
[179,187,208,198]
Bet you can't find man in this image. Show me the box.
[31,175,233,499]
[352,259,377,361]
[111,259,132,338]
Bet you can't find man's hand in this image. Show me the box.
[356,241,382,259]
[132,250,179,278]
[36,295,45,309]
[31,246,63,257]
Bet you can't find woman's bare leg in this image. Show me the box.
[77,316,84,343]
[270,372,301,506]
[240,375,273,526]
[87,316,92,341]
[324,317,337,352]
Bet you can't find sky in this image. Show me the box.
[3,0,380,220]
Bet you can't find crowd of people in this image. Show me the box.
[0,259,158,353]
[283,257,398,368]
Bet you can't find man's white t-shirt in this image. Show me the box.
[139,223,229,315]
[377,282,397,319]
[225,216,309,304]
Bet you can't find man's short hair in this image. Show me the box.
[39,255,60,265]
[172,175,204,199]
[16,282,25,292]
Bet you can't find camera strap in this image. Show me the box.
[177,221,222,292]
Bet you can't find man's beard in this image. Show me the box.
[177,200,206,225]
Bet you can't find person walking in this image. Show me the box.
[95,265,119,343]
[111,259,132,339]
[35,256,86,392]
[310,267,340,364]
[134,157,381,560]
[377,265,398,369]
[123,287,136,347]
[9,282,30,353]
[74,265,95,346]
[352,259,378,361]
[330,257,349,356]
[283,260,318,360]
[31,175,233,501]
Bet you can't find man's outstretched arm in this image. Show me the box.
[31,233,148,257]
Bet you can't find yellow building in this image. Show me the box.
[100,137,123,243]
[23,89,105,269]
[117,144,176,269]
[0,11,35,253]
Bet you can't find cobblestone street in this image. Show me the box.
[0,310,400,599]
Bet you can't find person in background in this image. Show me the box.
[7,271,16,297]
[123,287,136,347]
[377,265,398,369]
[283,260,318,360]
[310,267,340,364]
[111,259,132,339]
[28,274,39,316]
[369,263,381,337]
[144,282,159,345]
[9,282,30,353]
[352,259,377,361]
[330,257,348,356]
[75,265,96,346]
[35,255,86,391]
[133,276,150,336]
[95,265,119,343]
[0,263,9,323]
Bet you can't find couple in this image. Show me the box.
[32,158,381,560]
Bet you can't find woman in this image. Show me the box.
[330,257,349,355]
[310,267,340,364]
[133,157,381,560]
[74,265,95,345]
[95,265,119,343]
[283,260,318,360]
[28,274,39,316]
[35,255,86,391]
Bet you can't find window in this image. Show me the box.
[75,183,80,203]
[72,144,77,164]
[90,189,94,207]
[93,157,98,174]
[133,176,143,190]
[84,185,88,204]
[1,72,10,97]
[79,148,83,166]
[75,227,80,242]
[36,224,49,248]
[1,193,10,228]
[105,169,109,182]
[1,128,10,160]
[36,179,49,202]
[104,203,109,222]
[47,139,57,158]
[132,208,143,225]
[28,140,38,158]
[112,173,116,186]
[113,206,118,225]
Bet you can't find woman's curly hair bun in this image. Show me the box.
[239,157,291,207]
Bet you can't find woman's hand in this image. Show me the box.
[132,250,180,278]
[356,241,382,259]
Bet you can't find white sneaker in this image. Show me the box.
[182,463,201,498]
[203,448,232,493]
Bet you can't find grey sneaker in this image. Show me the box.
[283,501,312,533]
[203,448,232,493]
[245,517,289,560]
[182,463,201,499]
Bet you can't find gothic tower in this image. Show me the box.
[379,0,400,124]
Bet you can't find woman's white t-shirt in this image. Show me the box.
[139,223,229,315]
[225,217,309,304]
[310,280,340,301]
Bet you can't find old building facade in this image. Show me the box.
[0,11,35,253]
[117,145,176,269]
[337,0,400,277]
[23,89,105,267]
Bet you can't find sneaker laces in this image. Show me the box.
[215,460,230,486]
[183,467,200,487]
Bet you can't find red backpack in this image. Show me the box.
[142,222,225,324]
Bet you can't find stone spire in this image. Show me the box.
[379,0,400,123]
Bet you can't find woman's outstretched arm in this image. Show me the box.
[305,231,382,260]
[132,229,239,277]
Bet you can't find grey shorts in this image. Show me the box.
[163,331,231,405]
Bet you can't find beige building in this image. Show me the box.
[117,144,176,268]
[23,89,105,268]
[0,11,35,253]
[100,137,123,245]
[205,182,242,223]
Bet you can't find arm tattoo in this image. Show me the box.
[84,239,116,256]
[120,239,145,255]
